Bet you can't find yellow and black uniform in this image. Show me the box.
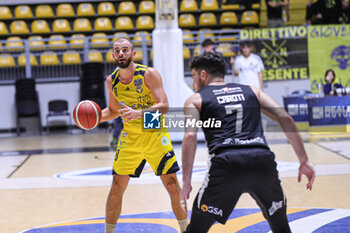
[110,64,179,177]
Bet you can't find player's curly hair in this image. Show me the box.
[189,52,225,78]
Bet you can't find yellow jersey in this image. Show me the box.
[111,64,160,133]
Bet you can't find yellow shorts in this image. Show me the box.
[112,130,179,177]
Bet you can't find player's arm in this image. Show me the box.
[181,93,201,200]
[101,75,121,122]
[119,67,169,122]
[258,55,264,91]
[144,67,169,114]
[252,86,315,190]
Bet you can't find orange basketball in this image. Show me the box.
[73,100,102,130]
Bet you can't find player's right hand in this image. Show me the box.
[298,161,316,190]
[118,104,142,122]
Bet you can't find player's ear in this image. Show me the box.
[200,69,207,81]
[112,51,117,60]
[200,70,208,78]
[132,49,136,59]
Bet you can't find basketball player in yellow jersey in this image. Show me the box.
[100,37,188,233]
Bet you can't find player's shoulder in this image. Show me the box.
[251,53,263,61]
[110,66,119,76]
[248,85,260,101]
[236,55,244,60]
[235,55,244,64]
[105,75,114,89]
[143,66,163,87]
[106,74,113,83]
[185,93,201,108]
[144,66,159,78]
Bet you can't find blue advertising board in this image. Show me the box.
[307,96,350,132]
[283,96,309,130]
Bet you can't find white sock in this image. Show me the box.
[105,223,116,233]
[178,219,189,233]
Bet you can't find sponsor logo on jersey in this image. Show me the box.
[217,94,245,104]
[136,85,143,93]
[134,78,143,86]
[213,87,242,95]
[130,103,153,110]
[223,137,265,145]
[137,95,151,104]
[165,152,172,157]
[201,204,208,212]
[201,204,223,217]
[161,136,170,146]
[269,200,284,216]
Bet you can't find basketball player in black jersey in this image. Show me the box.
[180,52,315,233]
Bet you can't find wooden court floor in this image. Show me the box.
[0,132,350,233]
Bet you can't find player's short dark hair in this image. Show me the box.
[189,52,225,78]
[114,37,134,50]
[201,38,214,48]
[240,40,253,47]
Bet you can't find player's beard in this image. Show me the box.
[116,56,132,68]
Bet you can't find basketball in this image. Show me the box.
[73,100,102,130]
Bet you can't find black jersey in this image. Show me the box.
[198,83,269,154]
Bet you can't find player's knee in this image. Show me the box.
[111,175,128,192]
[163,176,180,195]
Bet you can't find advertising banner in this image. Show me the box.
[283,96,310,130]
[283,96,309,122]
[307,96,350,132]
[240,26,309,81]
[308,25,350,93]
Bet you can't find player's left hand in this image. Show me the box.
[298,161,316,190]
[180,183,192,200]
[118,105,141,122]
[180,183,191,213]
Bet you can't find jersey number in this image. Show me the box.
[225,104,243,133]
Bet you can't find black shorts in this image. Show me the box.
[192,147,287,225]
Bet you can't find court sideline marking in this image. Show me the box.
[6,154,31,178]
[314,142,350,160]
